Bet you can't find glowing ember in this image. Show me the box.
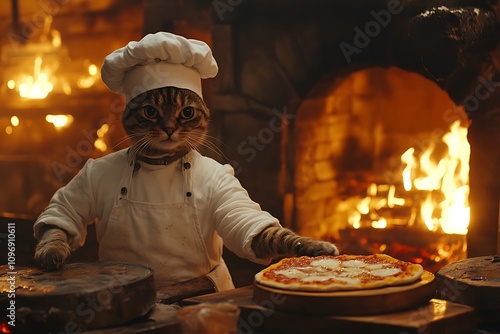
[94,123,110,152]
[77,63,99,89]
[89,64,98,76]
[10,116,19,127]
[372,218,387,229]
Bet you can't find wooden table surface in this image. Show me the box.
[184,285,477,334]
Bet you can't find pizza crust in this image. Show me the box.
[254,254,424,292]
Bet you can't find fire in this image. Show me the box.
[18,57,54,99]
[401,147,415,191]
[346,120,470,235]
[402,121,470,234]
[2,15,100,100]
[45,114,74,129]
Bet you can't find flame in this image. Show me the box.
[344,120,470,235]
[387,185,405,207]
[402,120,470,234]
[401,148,415,191]
[421,193,437,231]
[3,15,97,99]
[18,57,54,99]
[45,114,74,129]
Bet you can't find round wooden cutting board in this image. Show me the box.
[0,261,156,333]
[253,271,435,316]
[436,256,500,318]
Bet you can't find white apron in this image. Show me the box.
[97,154,234,291]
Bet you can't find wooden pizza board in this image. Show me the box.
[0,262,156,333]
[253,270,436,316]
[183,285,477,334]
[436,255,500,321]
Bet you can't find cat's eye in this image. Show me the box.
[180,107,195,120]
[142,106,159,120]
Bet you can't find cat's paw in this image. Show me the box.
[34,227,71,270]
[294,238,339,257]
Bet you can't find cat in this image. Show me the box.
[34,87,338,288]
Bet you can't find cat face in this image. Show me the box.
[123,87,209,158]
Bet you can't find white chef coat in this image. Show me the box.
[34,149,280,291]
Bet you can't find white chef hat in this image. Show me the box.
[101,32,218,103]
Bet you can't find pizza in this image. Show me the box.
[254,254,424,292]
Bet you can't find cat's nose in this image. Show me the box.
[165,127,176,137]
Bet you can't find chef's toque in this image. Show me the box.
[101,32,218,103]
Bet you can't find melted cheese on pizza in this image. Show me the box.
[255,254,424,291]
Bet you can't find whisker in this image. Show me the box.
[203,134,233,151]
[183,135,233,163]
[197,141,224,156]
[109,133,146,151]
[129,136,152,158]
[183,137,199,152]
[202,135,238,160]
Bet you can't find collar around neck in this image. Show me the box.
[136,155,177,165]
[136,151,189,165]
